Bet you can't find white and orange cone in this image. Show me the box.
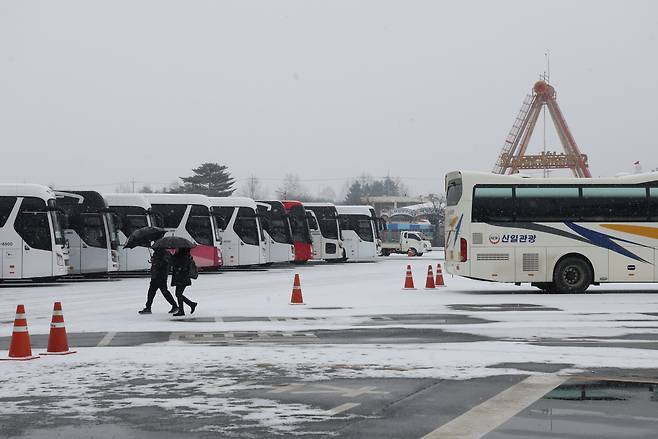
[435,263,446,287]
[290,273,305,305]
[41,302,75,355]
[424,265,436,289]
[1,304,39,361]
[403,265,416,290]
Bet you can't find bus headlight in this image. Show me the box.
[57,253,64,266]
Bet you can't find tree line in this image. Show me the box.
[118,162,410,203]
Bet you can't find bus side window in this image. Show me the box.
[15,197,51,251]
[0,196,17,227]
[472,186,514,222]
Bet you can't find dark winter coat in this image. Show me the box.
[150,250,171,282]
[171,251,194,287]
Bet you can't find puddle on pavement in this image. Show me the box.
[4,424,202,439]
[449,303,562,312]
[486,379,658,438]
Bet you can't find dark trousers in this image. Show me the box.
[175,285,195,311]
[145,279,177,309]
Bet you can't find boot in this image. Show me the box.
[190,302,198,314]
[138,308,152,315]
[168,305,179,314]
[172,311,185,317]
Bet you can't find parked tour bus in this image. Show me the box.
[281,200,313,263]
[303,202,344,261]
[145,194,222,269]
[445,170,658,293]
[256,201,295,264]
[336,205,379,261]
[0,184,68,280]
[210,197,266,267]
[55,190,119,275]
[103,193,156,272]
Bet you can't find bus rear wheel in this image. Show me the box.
[552,256,592,294]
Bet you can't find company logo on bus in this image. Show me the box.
[489,234,501,245]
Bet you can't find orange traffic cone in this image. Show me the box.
[1,304,39,361]
[425,265,436,289]
[435,263,446,287]
[290,273,305,305]
[41,302,75,355]
[403,265,416,290]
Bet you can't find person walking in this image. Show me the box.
[139,248,178,315]
[171,248,198,317]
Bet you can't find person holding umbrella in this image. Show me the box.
[171,248,198,316]
[139,248,178,315]
[124,226,179,315]
[152,236,198,317]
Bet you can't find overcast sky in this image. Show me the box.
[1,1,657,197]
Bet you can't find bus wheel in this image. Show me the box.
[409,248,418,257]
[553,256,592,293]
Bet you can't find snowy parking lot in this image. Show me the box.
[2,254,658,437]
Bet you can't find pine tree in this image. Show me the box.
[174,163,236,197]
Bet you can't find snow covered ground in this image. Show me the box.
[2,253,658,435]
[1,253,658,338]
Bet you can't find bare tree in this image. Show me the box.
[276,174,307,200]
[239,176,268,199]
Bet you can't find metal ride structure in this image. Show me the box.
[492,80,592,178]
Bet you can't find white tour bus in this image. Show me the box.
[336,205,379,261]
[210,197,266,267]
[0,184,68,280]
[145,194,223,269]
[55,190,120,275]
[256,201,295,264]
[303,203,344,261]
[445,170,658,293]
[103,193,157,271]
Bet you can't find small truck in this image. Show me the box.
[380,231,432,256]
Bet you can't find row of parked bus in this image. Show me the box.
[0,184,385,280]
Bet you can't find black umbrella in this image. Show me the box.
[124,226,167,249]
[152,236,197,249]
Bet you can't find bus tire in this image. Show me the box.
[380,249,390,256]
[552,256,592,294]
[409,248,418,257]
[417,252,424,257]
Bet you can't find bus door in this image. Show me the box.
[234,207,263,265]
[214,207,237,266]
[64,229,82,273]
[306,210,322,259]
[339,217,358,260]
[15,200,53,278]
[75,213,108,273]
[356,218,377,259]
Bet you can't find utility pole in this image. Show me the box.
[131,178,136,192]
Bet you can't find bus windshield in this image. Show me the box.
[186,205,213,246]
[234,207,260,246]
[47,199,65,246]
[340,215,374,242]
[105,212,120,250]
[289,205,312,243]
[71,213,107,248]
[310,207,340,240]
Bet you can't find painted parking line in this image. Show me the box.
[324,402,360,416]
[421,374,567,439]
[96,331,116,347]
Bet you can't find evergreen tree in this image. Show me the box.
[344,180,364,204]
[173,163,236,196]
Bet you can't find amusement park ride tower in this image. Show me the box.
[492,80,592,178]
